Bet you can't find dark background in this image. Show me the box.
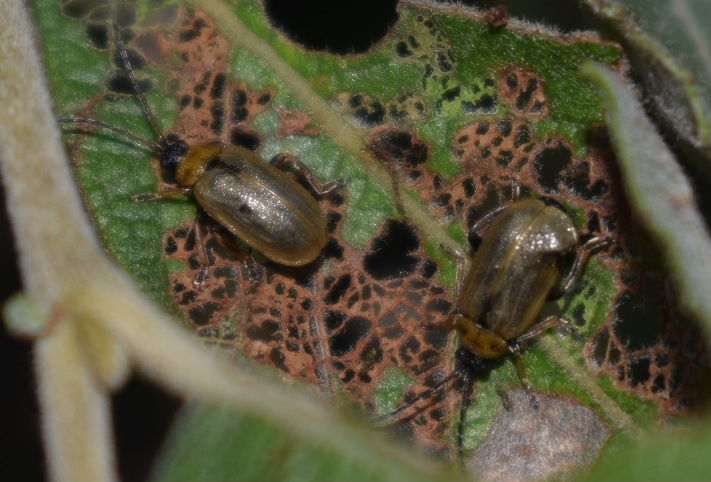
[0,1,594,481]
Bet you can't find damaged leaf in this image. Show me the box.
[35,0,711,480]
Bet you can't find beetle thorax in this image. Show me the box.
[455,315,509,359]
[175,144,223,186]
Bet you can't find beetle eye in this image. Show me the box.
[160,140,188,172]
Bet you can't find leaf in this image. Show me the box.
[580,61,711,340]
[33,0,711,480]
[151,403,459,482]
[576,63,711,481]
[583,0,711,149]
[585,416,711,482]
[608,0,711,108]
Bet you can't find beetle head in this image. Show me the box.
[159,139,188,173]
[455,347,493,375]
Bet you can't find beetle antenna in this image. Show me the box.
[112,25,167,144]
[373,367,465,423]
[58,117,160,152]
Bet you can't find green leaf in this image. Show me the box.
[608,0,711,110]
[583,0,711,148]
[586,417,711,482]
[151,403,459,482]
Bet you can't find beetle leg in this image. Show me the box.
[454,254,467,300]
[509,345,532,392]
[510,178,521,202]
[373,367,464,423]
[467,179,519,248]
[269,153,347,197]
[508,343,539,408]
[192,215,210,290]
[132,187,193,203]
[438,243,468,298]
[134,186,209,289]
[209,229,264,284]
[467,204,510,249]
[242,256,265,284]
[513,315,561,344]
[548,235,612,301]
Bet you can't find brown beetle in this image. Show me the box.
[377,185,610,465]
[59,26,345,282]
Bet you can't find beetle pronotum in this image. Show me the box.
[60,26,345,284]
[376,184,610,465]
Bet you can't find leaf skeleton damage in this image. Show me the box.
[57,20,613,470]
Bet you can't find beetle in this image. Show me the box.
[376,184,610,465]
[59,26,345,284]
